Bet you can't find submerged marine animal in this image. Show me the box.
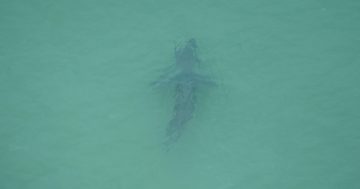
[153,38,215,149]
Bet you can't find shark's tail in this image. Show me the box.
[163,117,187,151]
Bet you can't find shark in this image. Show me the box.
[153,38,215,149]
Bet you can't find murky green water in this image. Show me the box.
[1,0,359,188]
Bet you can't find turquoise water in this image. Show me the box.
[1,0,359,188]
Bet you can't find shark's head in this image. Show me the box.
[175,38,200,72]
[187,38,197,49]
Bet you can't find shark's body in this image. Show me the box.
[154,39,214,148]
